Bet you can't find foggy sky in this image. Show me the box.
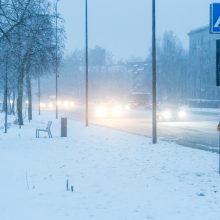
[58,0,213,60]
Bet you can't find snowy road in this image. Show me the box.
[66,108,220,152]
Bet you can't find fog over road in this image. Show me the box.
[64,108,219,153]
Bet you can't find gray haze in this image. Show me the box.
[59,0,213,59]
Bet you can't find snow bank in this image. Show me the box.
[0,112,219,220]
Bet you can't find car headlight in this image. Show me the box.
[70,101,75,108]
[111,105,123,117]
[162,110,172,120]
[178,110,187,118]
[124,104,131,111]
[57,100,60,105]
[40,102,46,108]
[95,106,108,118]
[47,102,54,109]
[63,101,70,109]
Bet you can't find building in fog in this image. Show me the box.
[188,25,220,106]
[126,61,150,95]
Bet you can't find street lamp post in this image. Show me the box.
[55,0,59,119]
[85,0,89,127]
[152,0,157,144]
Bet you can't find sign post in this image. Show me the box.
[211,3,220,174]
[217,124,220,174]
[216,40,220,86]
[217,40,220,174]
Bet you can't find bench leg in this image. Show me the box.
[36,129,53,138]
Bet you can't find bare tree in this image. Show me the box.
[0,0,64,126]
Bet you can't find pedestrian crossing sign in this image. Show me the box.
[210,3,220,33]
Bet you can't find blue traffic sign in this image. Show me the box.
[210,3,220,33]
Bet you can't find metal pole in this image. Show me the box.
[38,76,41,115]
[85,0,89,127]
[5,51,8,133]
[152,0,157,144]
[219,130,220,174]
[55,0,58,119]
[217,39,220,174]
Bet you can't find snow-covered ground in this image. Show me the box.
[0,112,220,220]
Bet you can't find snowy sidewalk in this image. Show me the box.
[0,112,220,220]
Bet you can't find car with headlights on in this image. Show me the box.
[94,104,122,118]
[157,104,188,121]
[93,99,131,118]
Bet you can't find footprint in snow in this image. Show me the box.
[197,192,205,197]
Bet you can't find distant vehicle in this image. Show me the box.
[129,92,151,108]
[93,99,130,118]
[157,104,188,121]
[39,99,75,111]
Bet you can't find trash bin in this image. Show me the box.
[61,117,67,137]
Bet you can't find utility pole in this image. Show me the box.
[85,0,89,127]
[152,0,157,144]
[55,0,59,119]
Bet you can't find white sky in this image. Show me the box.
[58,0,214,60]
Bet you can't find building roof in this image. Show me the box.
[188,25,209,36]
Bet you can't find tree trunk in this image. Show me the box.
[26,74,32,121]
[2,92,6,112]
[7,92,11,114]
[11,90,16,115]
[17,71,24,126]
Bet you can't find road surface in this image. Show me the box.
[64,107,220,152]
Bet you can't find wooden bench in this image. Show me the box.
[36,121,52,138]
